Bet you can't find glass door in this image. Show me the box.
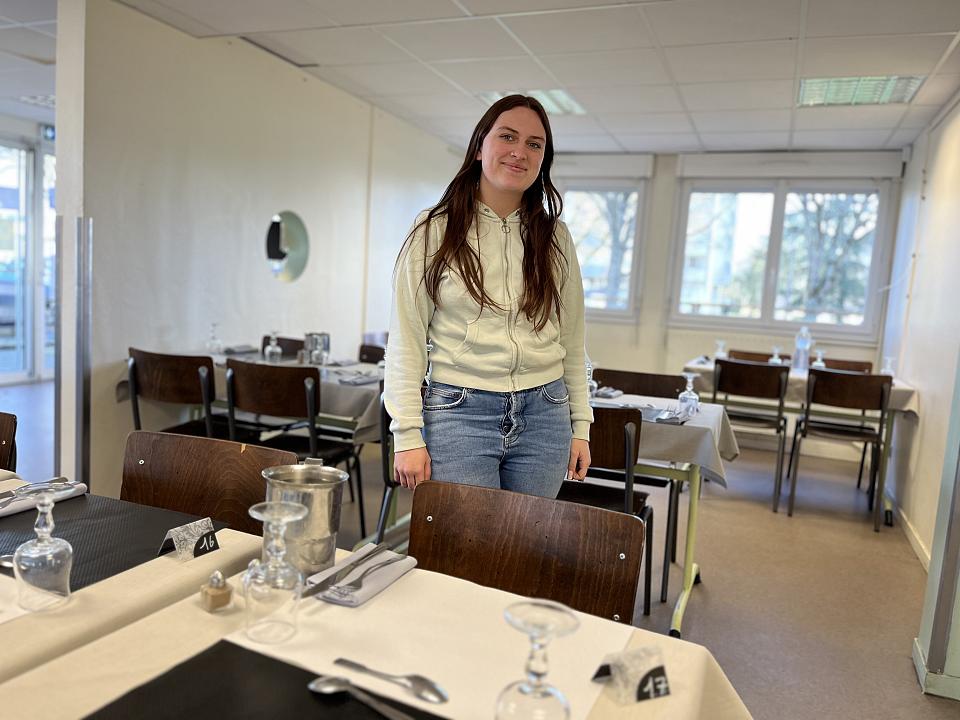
[0,143,30,381]
[39,152,55,378]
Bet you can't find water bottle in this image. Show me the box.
[585,352,598,397]
[792,326,812,372]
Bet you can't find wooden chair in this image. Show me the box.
[358,344,385,364]
[713,359,790,512]
[362,331,388,346]
[0,411,16,471]
[225,359,367,536]
[120,431,298,534]
[729,349,791,365]
[260,335,305,358]
[592,368,685,398]
[408,481,645,623]
[820,358,873,486]
[375,390,402,544]
[784,369,892,530]
[127,348,226,438]
[556,407,653,616]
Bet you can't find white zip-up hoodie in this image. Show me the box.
[384,201,593,452]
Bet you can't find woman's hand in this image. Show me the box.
[568,439,591,481]
[394,447,432,490]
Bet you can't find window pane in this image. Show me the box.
[563,189,639,311]
[679,191,774,318]
[0,145,28,373]
[775,191,878,325]
[43,153,56,373]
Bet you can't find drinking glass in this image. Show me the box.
[264,330,282,363]
[242,500,308,644]
[13,482,76,611]
[881,356,895,376]
[677,372,700,418]
[714,339,727,359]
[585,352,598,397]
[811,349,826,369]
[495,600,580,720]
[205,322,223,354]
[768,346,783,365]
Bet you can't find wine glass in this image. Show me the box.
[495,600,580,720]
[205,322,223,354]
[242,500,308,644]
[768,346,783,365]
[677,372,700,418]
[811,349,826,369]
[880,356,895,376]
[13,482,77,611]
[714,339,727,359]
[264,330,282,363]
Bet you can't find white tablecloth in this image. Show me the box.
[0,550,751,720]
[0,528,261,685]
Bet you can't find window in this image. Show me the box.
[672,180,889,339]
[561,185,644,314]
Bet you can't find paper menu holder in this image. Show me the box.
[158,517,220,561]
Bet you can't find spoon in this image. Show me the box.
[308,675,415,720]
[334,657,449,704]
[0,554,13,569]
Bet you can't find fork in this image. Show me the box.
[331,556,404,594]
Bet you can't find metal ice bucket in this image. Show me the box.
[263,464,348,575]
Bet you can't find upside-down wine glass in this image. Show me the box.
[205,322,223,354]
[768,346,783,365]
[678,371,700,418]
[264,330,283,363]
[714,339,727,359]
[242,500,308,644]
[13,482,76,611]
[811,349,826,369]
[495,600,580,720]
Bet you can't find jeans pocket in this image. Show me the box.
[540,379,569,405]
[424,383,468,411]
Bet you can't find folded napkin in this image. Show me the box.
[338,373,380,386]
[0,482,87,519]
[594,386,624,399]
[306,543,416,608]
[223,344,258,355]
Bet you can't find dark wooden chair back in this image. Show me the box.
[127,348,217,433]
[0,412,16,471]
[714,358,789,401]
[363,331,389,346]
[120,431,298,534]
[408,481,644,623]
[823,357,872,373]
[359,344,386,364]
[226,359,318,417]
[729,349,791,364]
[590,407,642,471]
[260,336,305,357]
[592,368,685,398]
[807,368,891,412]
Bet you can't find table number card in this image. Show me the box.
[592,646,671,704]
[158,517,220,561]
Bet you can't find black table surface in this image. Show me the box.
[0,494,223,591]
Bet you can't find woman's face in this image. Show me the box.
[476,107,547,199]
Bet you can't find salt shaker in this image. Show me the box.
[200,570,232,612]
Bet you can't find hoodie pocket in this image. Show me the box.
[451,319,480,366]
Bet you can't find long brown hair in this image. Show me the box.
[399,95,566,332]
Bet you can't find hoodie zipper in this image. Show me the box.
[501,216,521,390]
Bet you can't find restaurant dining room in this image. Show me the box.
[1,0,960,718]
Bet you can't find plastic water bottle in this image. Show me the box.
[792,326,812,371]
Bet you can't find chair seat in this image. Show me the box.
[556,480,648,515]
[257,433,355,463]
[802,418,880,443]
[726,409,784,429]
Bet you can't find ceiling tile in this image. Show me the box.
[941,44,960,74]
[548,115,607,135]
[367,91,486,118]
[679,79,795,110]
[700,131,790,150]
[615,133,703,152]
[664,40,796,83]
[541,49,670,86]
[806,0,960,37]
[643,0,800,46]
[0,26,55,64]
[460,0,624,13]
[900,104,941,129]
[135,0,336,35]
[794,105,907,130]
[568,84,683,113]
[431,57,554,91]
[503,7,652,55]
[325,62,457,95]
[596,112,693,134]
[249,27,409,66]
[913,74,960,105]
[306,0,465,25]
[885,127,922,149]
[802,35,952,77]
[0,97,52,122]
[554,133,624,152]
[26,21,55,37]
[0,48,37,73]
[0,64,53,96]
[117,0,221,36]
[692,109,791,132]
[792,129,893,149]
[304,65,374,97]
[0,0,56,24]
[379,18,523,62]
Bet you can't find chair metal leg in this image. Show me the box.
[772,422,786,513]
[856,443,868,489]
[641,505,652,617]
[346,463,356,502]
[353,450,367,538]
[670,480,681,564]
[661,480,678,603]
[374,486,395,544]
[787,431,802,517]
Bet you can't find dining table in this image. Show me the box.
[0,492,261,684]
[0,549,753,720]
[590,395,739,640]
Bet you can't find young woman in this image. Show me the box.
[384,95,592,497]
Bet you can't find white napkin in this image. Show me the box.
[0,483,87,519]
[306,543,416,607]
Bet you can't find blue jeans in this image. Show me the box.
[422,378,573,498]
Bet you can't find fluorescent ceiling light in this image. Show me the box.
[477,89,585,116]
[18,94,55,109]
[798,76,924,106]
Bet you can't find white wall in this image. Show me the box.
[76,0,453,496]
[882,95,960,566]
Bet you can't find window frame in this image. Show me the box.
[668,177,894,344]
[556,177,647,323]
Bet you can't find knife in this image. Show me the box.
[303,543,390,598]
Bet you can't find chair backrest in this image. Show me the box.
[714,358,789,401]
[0,411,16,471]
[806,368,892,412]
[823,357,872,373]
[120,431,298,534]
[728,349,792,364]
[592,368,685,399]
[359,344,386,364]
[225,359,319,417]
[590,407,642,471]
[362,331,389,346]
[408,482,645,623]
[128,348,213,405]
[260,335,305,357]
